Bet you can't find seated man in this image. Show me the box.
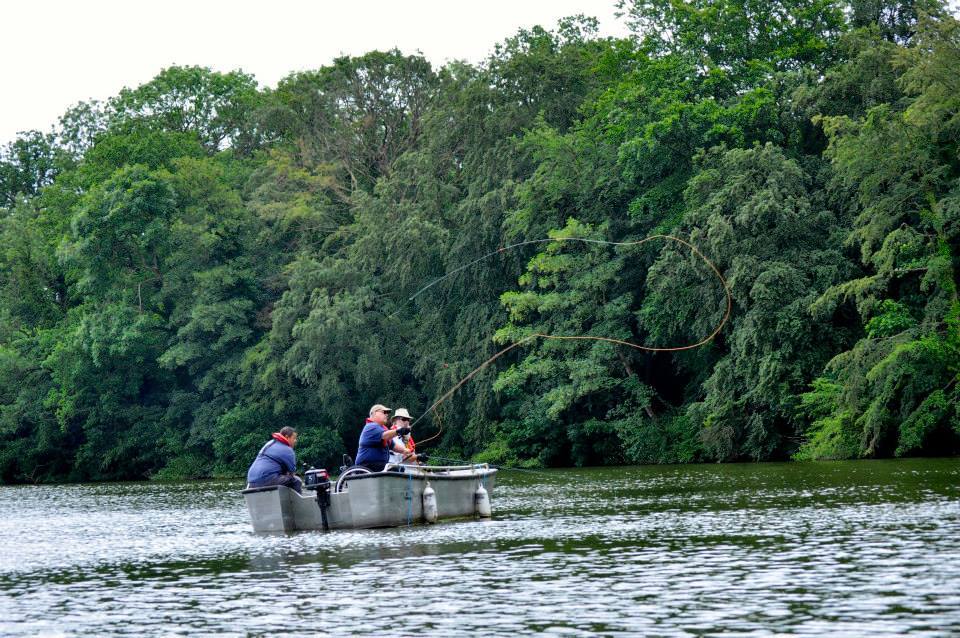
[355,404,410,472]
[246,426,303,493]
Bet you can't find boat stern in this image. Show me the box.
[242,485,295,533]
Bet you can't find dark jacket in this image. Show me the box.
[247,436,296,484]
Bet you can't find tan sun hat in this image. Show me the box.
[369,404,392,417]
[391,408,413,421]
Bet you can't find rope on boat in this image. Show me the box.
[406,471,413,526]
[410,234,733,446]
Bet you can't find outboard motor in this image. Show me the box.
[305,468,332,531]
[304,467,329,490]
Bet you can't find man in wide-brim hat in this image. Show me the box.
[389,408,418,465]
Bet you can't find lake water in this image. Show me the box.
[1,459,958,637]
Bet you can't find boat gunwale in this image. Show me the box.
[336,466,497,484]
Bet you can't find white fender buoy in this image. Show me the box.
[475,483,491,518]
[422,482,438,523]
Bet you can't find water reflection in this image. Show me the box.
[1,459,958,636]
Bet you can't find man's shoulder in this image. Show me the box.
[359,421,383,438]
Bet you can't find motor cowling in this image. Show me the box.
[304,468,330,490]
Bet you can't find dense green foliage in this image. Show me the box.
[1,2,958,483]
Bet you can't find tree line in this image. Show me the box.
[1,0,957,483]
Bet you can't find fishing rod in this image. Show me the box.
[424,454,552,475]
[407,234,732,447]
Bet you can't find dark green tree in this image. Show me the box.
[798,8,960,459]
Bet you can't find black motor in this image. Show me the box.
[305,467,332,531]
[304,467,330,490]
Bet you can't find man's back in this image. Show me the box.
[247,437,295,483]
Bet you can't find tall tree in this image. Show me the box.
[799,8,960,459]
[0,131,65,208]
[110,66,262,154]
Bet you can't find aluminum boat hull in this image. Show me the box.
[243,465,497,532]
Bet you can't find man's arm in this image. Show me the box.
[280,446,296,474]
[389,427,412,456]
[360,424,398,448]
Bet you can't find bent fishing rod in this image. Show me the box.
[402,234,733,447]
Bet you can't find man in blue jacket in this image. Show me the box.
[355,404,410,472]
[247,426,302,493]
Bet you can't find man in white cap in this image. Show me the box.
[355,404,410,472]
[388,408,418,466]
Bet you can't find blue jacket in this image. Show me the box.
[355,420,391,467]
[247,437,296,483]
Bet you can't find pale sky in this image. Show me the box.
[0,0,630,145]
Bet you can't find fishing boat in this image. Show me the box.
[242,463,497,532]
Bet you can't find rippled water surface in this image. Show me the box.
[1,459,959,637]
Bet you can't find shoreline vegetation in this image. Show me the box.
[1,1,958,484]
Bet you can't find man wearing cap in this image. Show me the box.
[355,404,411,472]
[389,408,418,466]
